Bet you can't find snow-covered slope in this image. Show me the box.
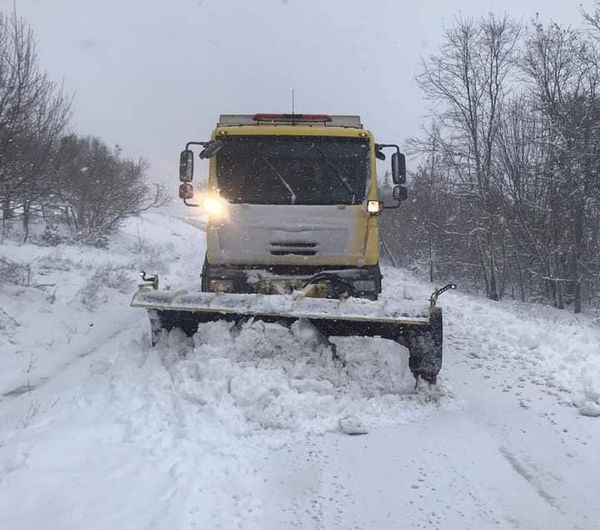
[0,210,599,529]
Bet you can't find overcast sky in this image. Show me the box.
[6,0,596,183]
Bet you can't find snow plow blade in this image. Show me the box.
[131,288,446,383]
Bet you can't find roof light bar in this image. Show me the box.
[252,113,333,123]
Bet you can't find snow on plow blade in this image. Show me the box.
[131,289,445,383]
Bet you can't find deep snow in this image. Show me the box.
[1,208,599,529]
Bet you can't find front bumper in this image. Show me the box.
[202,262,383,300]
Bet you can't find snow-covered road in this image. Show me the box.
[1,210,599,529]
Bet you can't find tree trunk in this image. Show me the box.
[487,226,500,301]
[572,199,584,314]
[23,201,31,242]
[2,195,12,223]
[488,261,500,301]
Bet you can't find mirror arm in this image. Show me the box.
[185,141,208,150]
[377,143,401,156]
[183,198,200,208]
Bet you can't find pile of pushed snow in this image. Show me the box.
[109,318,447,450]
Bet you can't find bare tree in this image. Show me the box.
[396,12,600,313]
[521,22,600,312]
[0,10,71,233]
[417,14,521,300]
[54,136,169,243]
[0,11,166,244]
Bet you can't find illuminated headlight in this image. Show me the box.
[353,280,376,292]
[209,279,233,292]
[367,200,382,214]
[201,194,229,220]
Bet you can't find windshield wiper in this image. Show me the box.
[310,144,356,203]
[258,156,296,205]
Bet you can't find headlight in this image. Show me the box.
[367,200,382,214]
[200,192,229,220]
[209,279,233,292]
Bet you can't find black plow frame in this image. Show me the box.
[144,305,443,385]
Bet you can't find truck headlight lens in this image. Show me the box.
[209,279,233,292]
[201,194,228,219]
[367,200,382,214]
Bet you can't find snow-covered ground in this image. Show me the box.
[1,209,599,529]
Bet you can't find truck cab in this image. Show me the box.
[179,113,406,300]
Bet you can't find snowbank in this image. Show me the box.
[383,267,600,416]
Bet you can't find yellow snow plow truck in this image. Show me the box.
[131,113,455,384]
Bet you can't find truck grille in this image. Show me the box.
[269,241,318,256]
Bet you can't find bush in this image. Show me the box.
[77,264,134,310]
[0,258,34,287]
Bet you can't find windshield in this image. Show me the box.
[215,136,369,205]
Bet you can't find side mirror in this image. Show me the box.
[179,150,194,182]
[179,183,194,200]
[199,140,224,160]
[391,152,406,184]
[393,185,408,202]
